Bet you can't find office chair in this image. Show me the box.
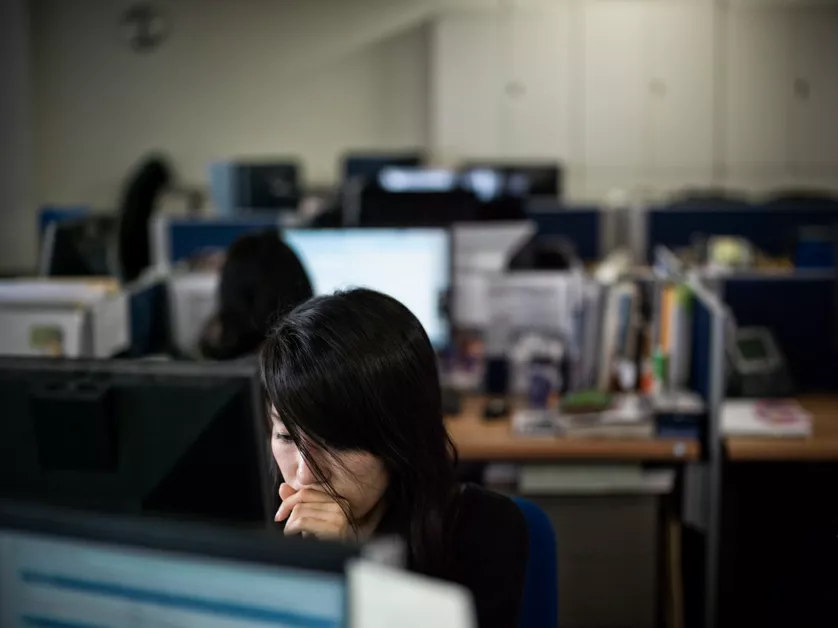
[513,497,558,628]
[118,155,173,282]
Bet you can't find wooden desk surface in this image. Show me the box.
[726,395,838,461]
[445,396,700,462]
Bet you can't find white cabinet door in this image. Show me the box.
[723,3,792,175]
[503,6,571,161]
[647,1,714,178]
[431,12,504,160]
[582,2,649,171]
[789,5,838,173]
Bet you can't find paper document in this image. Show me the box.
[722,399,812,438]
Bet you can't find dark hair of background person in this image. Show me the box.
[118,154,172,283]
[200,230,314,360]
[260,289,458,576]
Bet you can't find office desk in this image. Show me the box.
[446,397,700,462]
[725,395,838,461]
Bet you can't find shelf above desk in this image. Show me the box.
[445,397,700,462]
[725,395,838,461]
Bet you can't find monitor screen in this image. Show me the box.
[343,153,423,183]
[284,229,451,349]
[0,504,348,628]
[0,359,272,525]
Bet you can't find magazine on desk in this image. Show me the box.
[722,399,813,438]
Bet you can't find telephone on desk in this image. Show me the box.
[726,326,793,398]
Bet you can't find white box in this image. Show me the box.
[0,279,129,358]
[167,270,219,356]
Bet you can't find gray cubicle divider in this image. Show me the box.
[686,277,728,628]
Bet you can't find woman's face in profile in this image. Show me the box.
[269,408,389,521]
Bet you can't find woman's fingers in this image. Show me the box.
[282,503,350,539]
[278,482,296,502]
[275,486,342,522]
[275,499,342,523]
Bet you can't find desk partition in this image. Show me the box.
[151,216,281,269]
[527,205,603,261]
[646,202,838,263]
[721,275,838,392]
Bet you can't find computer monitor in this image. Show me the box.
[0,500,353,628]
[0,358,273,525]
[359,168,479,227]
[461,162,562,198]
[342,152,424,183]
[284,228,451,349]
[235,162,301,211]
[41,216,118,277]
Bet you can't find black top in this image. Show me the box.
[444,485,529,628]
[378,484,528,628]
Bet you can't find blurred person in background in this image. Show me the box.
[261,288,528,628]
[199,231,313,360]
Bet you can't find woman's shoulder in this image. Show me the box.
[456,484,526,529]
[450,484,529,555]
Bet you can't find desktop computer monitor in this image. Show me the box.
[0,358,273,525]
[235,162,301,211]
[41,216,118,277]
[461,162,562,198]
[284,228,451,350]
[0,500,353,628]
[342,152,424,183]
[359,168,479,226]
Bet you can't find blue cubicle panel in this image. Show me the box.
[722,277,838,392]
[646,204,838,262]
[126,279,169,357]
[164,218,280,265]
[691,294,714,402]
[528,207,600,261]
[38,206,88,239]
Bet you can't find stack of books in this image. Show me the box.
[557,394,653,439]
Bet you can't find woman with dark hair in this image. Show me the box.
[200,230,313,360]
[260,288,527,628]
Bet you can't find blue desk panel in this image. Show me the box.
[647,206,838,262]
[723,277,838,392]
[529,208,600,261]
[167,218,280,265]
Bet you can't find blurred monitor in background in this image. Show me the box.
[41,216,118,278]
[283,228,451,350]
[358,167,479,227]
[342,151,424,184]
[0,358,272,525]
[235,162,301,212]
[461,161,562,198]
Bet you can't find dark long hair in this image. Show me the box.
[259,288,458,576]
[200,230,313,360]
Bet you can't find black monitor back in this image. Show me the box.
[47,216,117,277]
[0,359,271,526]
[235,162,301,211]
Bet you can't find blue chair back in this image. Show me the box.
[513,497,558,628]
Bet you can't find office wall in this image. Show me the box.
[0,0,35,273]
[31,0,432,209]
